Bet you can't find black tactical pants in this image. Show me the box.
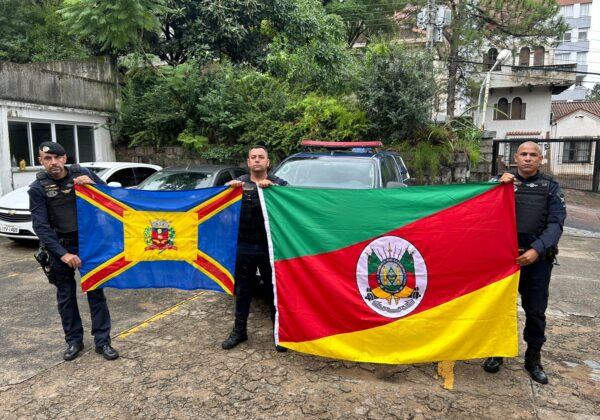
[519,259,553,354]
[49,244,111,347]
[234,241,276,323]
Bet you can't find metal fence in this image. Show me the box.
[492,138,600,192]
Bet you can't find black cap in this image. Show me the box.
[38,141,66,156]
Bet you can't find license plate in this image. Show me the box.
[0,225,19,234]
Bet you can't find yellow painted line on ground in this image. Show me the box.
[116,291,206,339]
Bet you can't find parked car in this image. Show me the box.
[135,164,248,191]
[272,140,410,189]
[0,162,162,241]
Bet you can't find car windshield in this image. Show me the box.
[274,157,376,189]
[136,171,214,191]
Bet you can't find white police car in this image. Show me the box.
[0,162,161,241]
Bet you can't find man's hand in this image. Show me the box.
[226,180,243,188]
[61,253,82,269]
[499,173,515,184]
[73,175,96,185]
[256,179,274,188]
[516,249,539,266]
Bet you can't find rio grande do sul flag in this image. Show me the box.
[75,184,241,294]
[261,183,520,364]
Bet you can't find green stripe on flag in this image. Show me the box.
[263,183,499,261]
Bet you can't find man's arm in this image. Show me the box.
[28,185,68,258]
[530,182,566,256]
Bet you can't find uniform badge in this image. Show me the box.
[356,236,427,319]
[144,218,178,253]
[46,191,58,197]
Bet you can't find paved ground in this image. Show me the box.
[0,191,598,419]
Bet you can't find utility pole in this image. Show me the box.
[426,0,436,51]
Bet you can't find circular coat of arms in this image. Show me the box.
[356,236,427,318]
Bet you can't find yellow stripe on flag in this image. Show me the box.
[280,271,520,364]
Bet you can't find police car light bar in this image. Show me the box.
[300,140,384,148]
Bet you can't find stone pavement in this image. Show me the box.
[0,233,598,419]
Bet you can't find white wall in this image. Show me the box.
[548,110,599,175]
[484,86,553,138]
[0,100,115,196]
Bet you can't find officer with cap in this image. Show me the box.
[28,141,119,361]
[483,141,566,384]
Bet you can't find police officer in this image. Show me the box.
[29,141,119,361]
[221,145,287,351]
[483,141,566,384]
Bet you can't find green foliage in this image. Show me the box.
[325,0,403,47]
[266,0,358,94]
[587,84,600,101]
[0,0,89,62]
[58,0,170,52]
[116,62,204,147]
[357,43,436,142]
[117,62,369,161]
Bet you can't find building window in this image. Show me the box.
[519,47,530,66]
[560,5,573,17]
[580,3,591,17]
[577,52,588,66]
[533,46,545,66]
[494,98,510,120]
[510,97,526,120]
[562,141,592,163]
[494,98,526,120]
[578,29,588,42]
[555,53,571,64]
[562,31,571,42]
[484,48,500,71]
[7,120,96,167]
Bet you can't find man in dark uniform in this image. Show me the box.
[221,145,287,351]
[483,141,566,384]
[29,141,119,361]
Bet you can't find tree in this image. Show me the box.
[357,43,436,142]
[391,0,566,119]
[435,0,567,118]
[587,84,600,101]
[0,0,89,63]
[325,0,400,47]
[58,0,169,53]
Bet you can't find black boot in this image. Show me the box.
[525,349,548,384]
[222,319,248,350]
[482,357,504,373]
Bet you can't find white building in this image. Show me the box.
[0,57,117,196]
[553,0,600,98]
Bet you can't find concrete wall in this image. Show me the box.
[549,110,599,175]
[0,57,117,112]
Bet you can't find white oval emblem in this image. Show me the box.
[46,191,58,197]
[356,236,427,318]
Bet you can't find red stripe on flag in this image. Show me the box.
[195,254,235,294]
[75,185,127,218]
[276,185,519,343]
[196,188,242,222]
[81,257,132,292]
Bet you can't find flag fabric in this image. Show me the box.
[75,184,241,294]
[261,183,520,364]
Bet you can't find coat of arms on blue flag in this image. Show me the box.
[75,184,242,294]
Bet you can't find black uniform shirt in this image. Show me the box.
[514,171,566,255]
[29,166,104,258]
[236,174,287,245]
